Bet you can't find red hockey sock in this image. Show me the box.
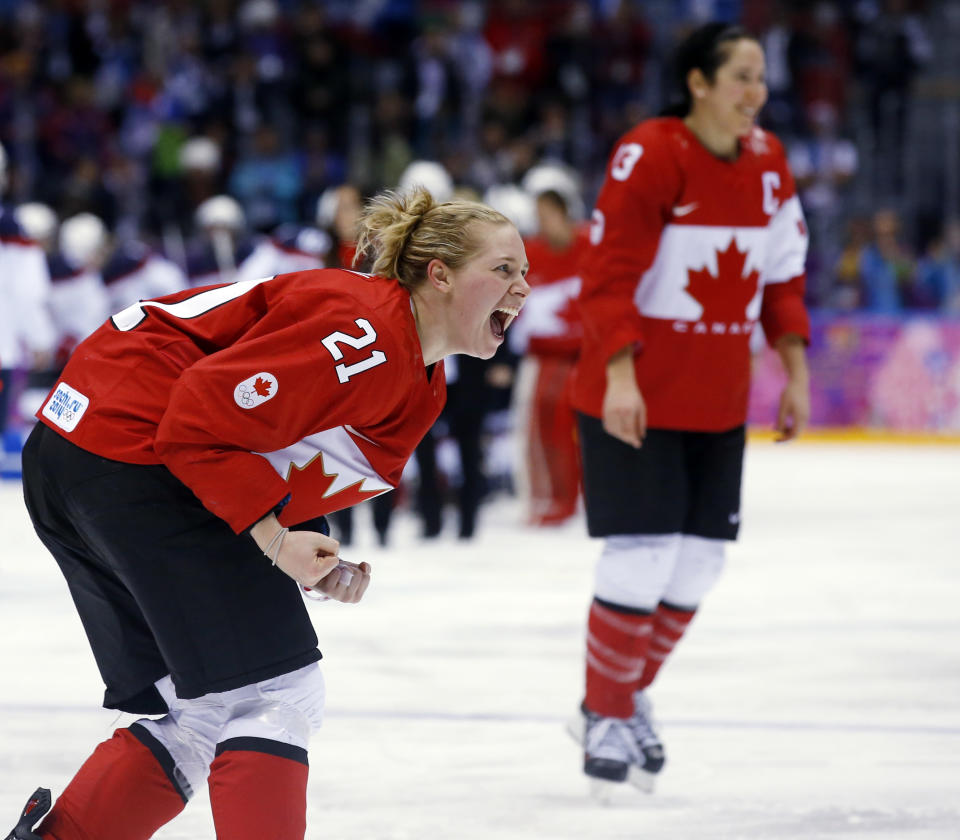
[208,738,309,840]
[585,598,654,718]
[37,726,186,840]
[637,602,697,691]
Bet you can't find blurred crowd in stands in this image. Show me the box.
[1,0,957,314]
[2,0,959,532]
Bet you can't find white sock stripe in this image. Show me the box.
[586,651,645,683]
[658,614,693,634]
[651,633,680,648]
[646,650,668,662]
[587,632,648,670]
[591,602,653,636]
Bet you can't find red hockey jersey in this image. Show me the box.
[38,269,446,533]
[514,226,590,358]
[572,117,810,431]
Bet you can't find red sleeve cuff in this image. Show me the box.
[760,277,810,346]
[590,320,645,367]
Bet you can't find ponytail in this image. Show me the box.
[354,186,514,291]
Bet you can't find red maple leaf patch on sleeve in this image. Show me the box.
[253,376,273,397]
[684,239,760,323]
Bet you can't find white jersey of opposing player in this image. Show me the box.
[233,226,331,286]
[0,205,56,368]
[102,242,187,312]
[47,254,111,354]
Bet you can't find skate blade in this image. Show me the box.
[589,777,620,804]
[627,765,657,793]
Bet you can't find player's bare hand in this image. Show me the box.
[775,377,810,442]
[311,561,372,604]
[602,378,646,448]
[602,347,645,448]
[250,515,341,587]
[273,529,341,587]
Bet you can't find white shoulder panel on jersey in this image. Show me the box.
[762,195,808,285]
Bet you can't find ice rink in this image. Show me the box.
[1,439,959,839]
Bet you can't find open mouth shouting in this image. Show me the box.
[490,304,521,340]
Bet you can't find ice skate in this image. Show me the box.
[580,707,640,802]
[4,788,50,840]
[568,695,665,794]
[626,691,665,792]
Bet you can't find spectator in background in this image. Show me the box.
[484,0,549,99]
[915,218,960,314]
[853,0,932,199]
[199,0,241,72]
[36,77,111,192]
[235,0,293,133]
[831,213,872,310]
[859,208,916,313]
[590,0,653,151]
[368,89,416,194]
[297,125,349,223]
[788,100,858,304]
[58,156,119,227]
[291,5,350,155]
[789,2,851,122]
[403,16,464,159]
[229,124,302,232]
[753,0,801,135]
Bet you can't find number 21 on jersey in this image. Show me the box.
[321,318,387,383]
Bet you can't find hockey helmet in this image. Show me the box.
[196,195,245,231]
[59,212,108,268]
[397,160,455,203]
[521,163,585,221]
[15,202,58,244]
[482,183,537,237]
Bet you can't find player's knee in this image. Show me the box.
[219,663,326,749]
[661,535,727,608]
[594,533,683,611]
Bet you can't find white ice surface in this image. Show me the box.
[1,441,959,839]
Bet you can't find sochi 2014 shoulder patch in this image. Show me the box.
[234,372,279,409]
[42,381,89,432]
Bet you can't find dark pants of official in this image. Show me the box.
[21,423,321,714]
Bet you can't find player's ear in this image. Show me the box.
[425,258,452,294]
[687,67,709,100]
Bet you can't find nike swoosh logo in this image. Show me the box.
[672,202,699,217]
